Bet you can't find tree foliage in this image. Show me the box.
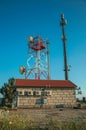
[0,78,16,104]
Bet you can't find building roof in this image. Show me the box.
[15,79,77,88]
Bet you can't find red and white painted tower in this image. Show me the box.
[20,36,50,80]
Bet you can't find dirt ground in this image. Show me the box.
[8,108,86,125]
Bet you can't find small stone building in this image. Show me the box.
[15,79,77,108]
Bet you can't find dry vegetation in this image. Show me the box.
[0,108,86,130]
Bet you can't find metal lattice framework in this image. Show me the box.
[25,36,50,80]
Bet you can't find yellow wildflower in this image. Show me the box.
[7,110,9,113]
[9,121,12,125]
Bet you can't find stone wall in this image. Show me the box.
[16,87,76,108]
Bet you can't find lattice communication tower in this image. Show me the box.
[20,36,50,80]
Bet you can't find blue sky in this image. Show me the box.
[0,0,86,95]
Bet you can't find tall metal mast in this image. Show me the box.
[46,40,50,80]
[60,14,69,80]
